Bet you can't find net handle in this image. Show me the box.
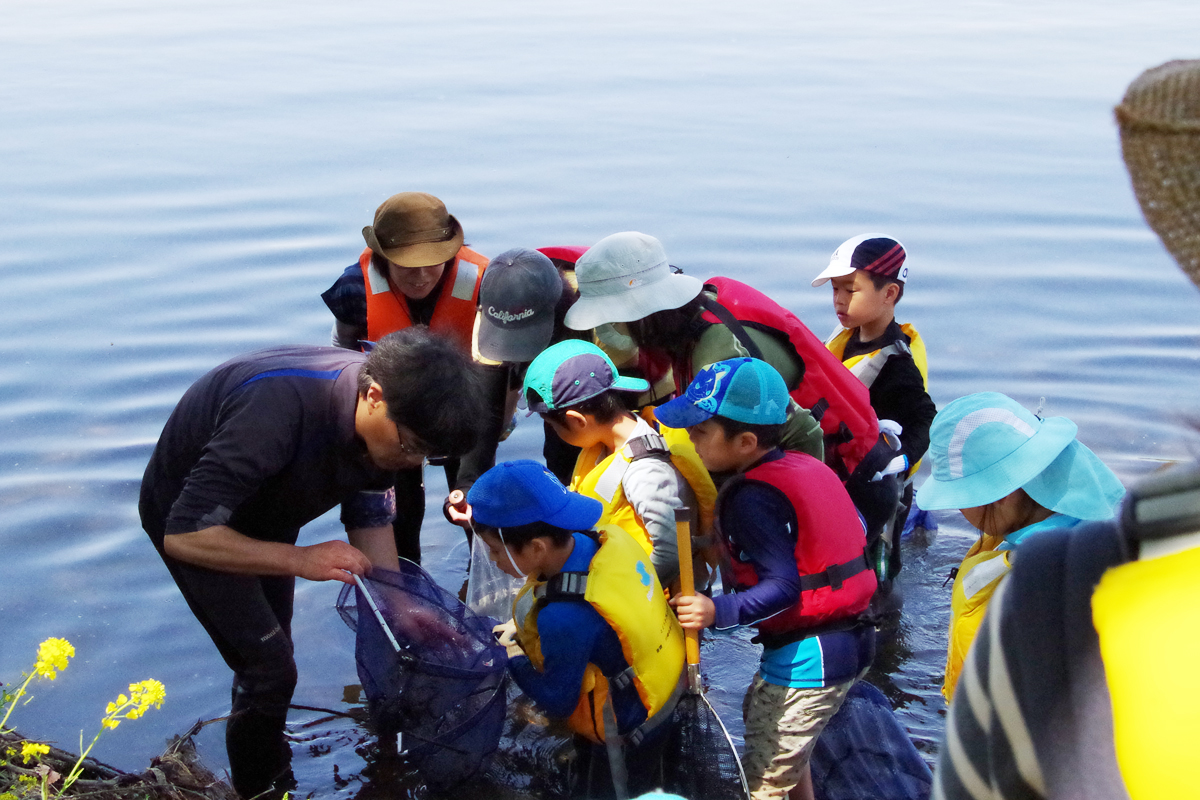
[449,489,477,538]
[353,572,402,653]
[674,507,701,668]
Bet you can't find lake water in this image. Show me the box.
[4,1,1200,796]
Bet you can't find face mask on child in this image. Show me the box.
[497,527,527,579]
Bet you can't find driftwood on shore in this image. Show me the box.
[1,721,237,800]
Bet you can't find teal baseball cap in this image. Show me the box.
[654,357,790,428]
[522,340,649,414]
[917,392,1124,520]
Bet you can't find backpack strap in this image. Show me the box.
[848,340,912,388]
[699,295,765,361]
[535,570,588,603]
[625,432,671,462]
[798,549,872,592]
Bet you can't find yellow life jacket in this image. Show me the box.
[825,322,929,390]
[944,539,1012,702]
[512,525,686,743]
[569,422,716,571]
[1091,535,1200,799]
[826,323,929,478]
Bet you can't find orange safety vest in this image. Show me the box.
[359,245,488,350]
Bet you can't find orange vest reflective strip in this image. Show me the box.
[359,245,487,349]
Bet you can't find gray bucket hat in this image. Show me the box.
[362,192,464,268]
[564,231,704,330]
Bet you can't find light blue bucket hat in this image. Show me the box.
[917,392,1124,521]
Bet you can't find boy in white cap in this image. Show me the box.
[813,234,936,580]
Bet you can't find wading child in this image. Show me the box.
[467,460,685,799]
[660,358,877,800]
[915,391,1124,701]
[812,234,937,581]
[523,339,716,587]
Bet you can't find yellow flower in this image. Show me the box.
[101,718,120,730]
[127,680,166,714]
[20,742,49,765]
[33,638,74,680]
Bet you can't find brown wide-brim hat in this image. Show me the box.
[1117,59,1200,288]
[362,192,465,268]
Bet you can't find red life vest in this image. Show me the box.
[536,245,589,265]
[723,451,876,634]
[359,246,488,349]
[699,277,879,480]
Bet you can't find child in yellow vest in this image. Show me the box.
[915,392,1124,701]
[812,234,937,580]
[523,340,716,588]
[467,460,685,799]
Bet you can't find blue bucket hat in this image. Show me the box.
[468,459,603,530]
[522,340,649,414]
[917,392,1124,521]
[655,357,789,429]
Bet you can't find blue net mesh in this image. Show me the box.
[811,680,932,800]
[337,560,509,789]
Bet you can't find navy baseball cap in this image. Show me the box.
[811,233,908,287]
[468,459,603,530]
[477,248,562,363]
[655,357,790,429]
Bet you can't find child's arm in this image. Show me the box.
[507,600,604,718]
[870,357,936,467]
[622,457,686,583]
[710,482,803,630]
[671,593,715,629]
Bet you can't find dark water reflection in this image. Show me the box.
[4,1,1200,797]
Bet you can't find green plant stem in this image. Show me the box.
[0,673,36,733]
[57,727,105,796]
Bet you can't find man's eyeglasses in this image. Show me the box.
[395,424,437,459]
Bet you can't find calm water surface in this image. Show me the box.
[4,1,1200,796]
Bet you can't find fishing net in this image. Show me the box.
[811,680,932,800]
[1116,59,1200,286]
[663,688,751,800]
[336,561,509,788]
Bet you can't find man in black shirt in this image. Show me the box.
[140,328,483,798]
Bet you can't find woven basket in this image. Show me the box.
[1116,59,1200,288]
